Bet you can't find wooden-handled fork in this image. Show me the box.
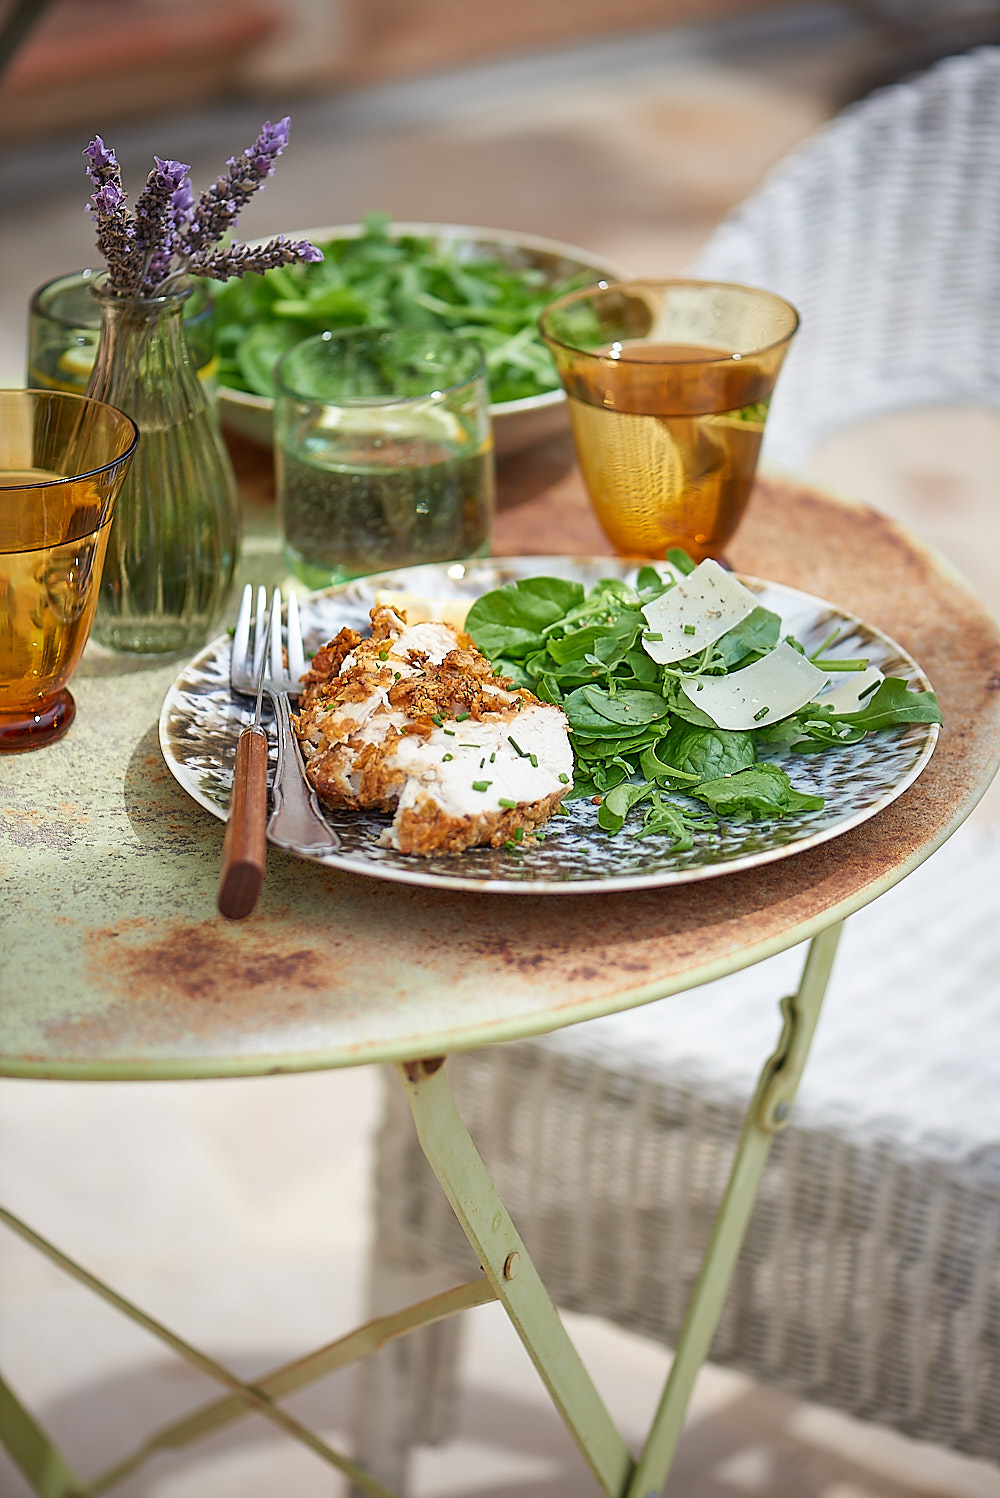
[218,585,340,920]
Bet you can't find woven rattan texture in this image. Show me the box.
[690,47,1000,467]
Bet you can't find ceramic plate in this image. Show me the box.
[158,557,939,893]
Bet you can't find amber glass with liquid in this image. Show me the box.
[541,280,799,561]
[0,393,137,751]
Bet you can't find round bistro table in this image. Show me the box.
[2,432,998,1498]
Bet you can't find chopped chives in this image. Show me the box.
[472,780,491,792]
[498,796,517,809]
[431,713,443,725]
[508,735,526,757]
[456,710,470,721]
[529,753,538,768]
[514,827,524,842]
[683,624,696,636]
[558,773,570,784]
[753,706,769,721]
[443,728,456,736]
[442,753,453,761]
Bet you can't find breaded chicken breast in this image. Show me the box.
[294,605,574,855]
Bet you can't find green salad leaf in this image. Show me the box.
[210,213,600,404]
[465,558,943,846]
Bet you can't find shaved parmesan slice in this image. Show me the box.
[642,558,760,664]
[680,641,827,729]
[814,666,884,715]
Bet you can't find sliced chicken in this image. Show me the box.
[294,605,574,855]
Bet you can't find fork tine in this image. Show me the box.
[232,583,253,676]
[252,585,268,671]
[287,590,305,685]
[270,588,283,681]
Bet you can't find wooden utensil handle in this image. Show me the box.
[217,726,269,919]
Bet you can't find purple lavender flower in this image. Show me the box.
[84,118,321,298]
[84,136,137,292]
[189,235,324,282]
[83,135,117,172]
[130,157,193,294]
[178,116,293,259]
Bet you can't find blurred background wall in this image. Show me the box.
[4,0,1000,139]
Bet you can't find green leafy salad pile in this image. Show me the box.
[211,213,593,405]
[463,552,942,848]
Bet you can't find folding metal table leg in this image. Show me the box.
[399,920,843,1498]
[627,919,843,1496]
[398,1056,634,1497]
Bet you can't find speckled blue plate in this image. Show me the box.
[158,557,939,893]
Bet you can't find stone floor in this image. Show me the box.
[1,7,998,1497]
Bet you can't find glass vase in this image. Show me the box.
[84,277,240,654]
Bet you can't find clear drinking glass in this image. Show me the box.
[540,279,799,562]
[0,389,138,751]
[27,269,217,397]
[274,328,495,588]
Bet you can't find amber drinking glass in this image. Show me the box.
[540,279,799,561]
[0,390,138,751]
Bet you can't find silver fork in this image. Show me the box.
[218,584,339,919]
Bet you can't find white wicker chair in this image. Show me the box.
[352,48,1000,1490]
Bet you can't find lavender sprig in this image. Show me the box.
[132,156,191,292]
[176,116,292,260]
[83,116,321,299]
[84,136,137,292]
[189,235,323,282]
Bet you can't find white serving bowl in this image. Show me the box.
[216,222,629,456]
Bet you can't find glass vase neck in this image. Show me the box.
[89,275,193,314]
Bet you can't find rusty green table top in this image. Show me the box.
[2,450,999,1080]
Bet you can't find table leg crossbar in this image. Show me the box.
[0,1205,495,1498]
[1,922,841,1498]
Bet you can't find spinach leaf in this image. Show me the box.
[465,577,585,659]
[236,322,304,397]
[666,547,697,575]
[712,606,782,667]
[579,685,671,727]
[692,764,824,818]
[659,724,757,780]
[597,782,650,834]
[639,741,700,785]
[831,677,942,731]
[623,646,662,685]
[636,565,674,599]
